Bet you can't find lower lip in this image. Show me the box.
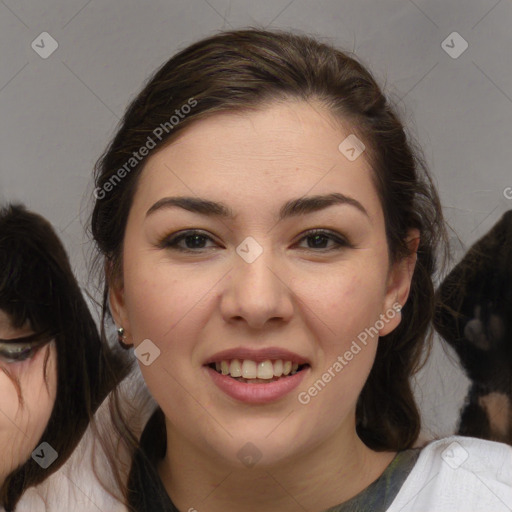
[205,366,309,404]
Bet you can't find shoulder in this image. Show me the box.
[388,435,512,512]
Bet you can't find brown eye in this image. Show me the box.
[160,230,218,252]
[296,229,352,251]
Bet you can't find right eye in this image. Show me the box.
[0,342,39,363]
[0,330,55,363]
[159,230,219,252]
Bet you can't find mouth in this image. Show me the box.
[206,359,310,383]
[203,348,311,403]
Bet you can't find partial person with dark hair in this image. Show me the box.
[0,204,130,511]
[90,28,511,511]
[434,210,512,445]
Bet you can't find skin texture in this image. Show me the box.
[0,310,57,486]
[110,100,418,512]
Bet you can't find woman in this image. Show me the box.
[0,204,130,511]
[91,28,512,511]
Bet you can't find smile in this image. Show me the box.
[204,358,310,404]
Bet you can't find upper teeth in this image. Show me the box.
[215,359,300,379]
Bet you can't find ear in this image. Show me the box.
[379,229,420,336]
[107,260,133,346]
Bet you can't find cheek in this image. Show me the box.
[295,345,376,450]
[123,243,223,345]
[24,344,57,421]
[123,259,215,406]
[296,261,388,344]
[0,344,57,474]
[291,264,385,415]
[122,258,226,432]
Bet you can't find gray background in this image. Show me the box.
[1,0,511,440]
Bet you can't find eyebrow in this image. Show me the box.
[146,192,369,221]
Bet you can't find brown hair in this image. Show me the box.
[90,27,447,502]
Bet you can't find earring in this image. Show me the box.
[117,327,131,350]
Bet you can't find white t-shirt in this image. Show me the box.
[9,367,512,512]
[388,436,512,511]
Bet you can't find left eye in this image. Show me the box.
[296,229,350,251]
[161,229,350,252]
[0,343,39,363]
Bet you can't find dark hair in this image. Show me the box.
[433,209,512,444]
[0,203,130,511]
[90,27,447,502]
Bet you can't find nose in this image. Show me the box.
[219,248,294,330]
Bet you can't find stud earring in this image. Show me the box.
[117,327,131,349]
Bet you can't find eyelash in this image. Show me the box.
[0,331,54,364]
[0,343,41,363]
[160,229,352,253]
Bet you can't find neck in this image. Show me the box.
[157,420,396,512]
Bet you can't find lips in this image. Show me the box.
[203,347,310,403]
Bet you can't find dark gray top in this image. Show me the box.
[127,408,421,512]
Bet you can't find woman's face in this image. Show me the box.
[111,100,416,467]
[0,310,57,483]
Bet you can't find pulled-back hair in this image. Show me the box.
[0,203,130,510]
[90,28,447,502]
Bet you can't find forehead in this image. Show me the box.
[133,100,382,223]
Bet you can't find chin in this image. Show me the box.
[195,421,307,470]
